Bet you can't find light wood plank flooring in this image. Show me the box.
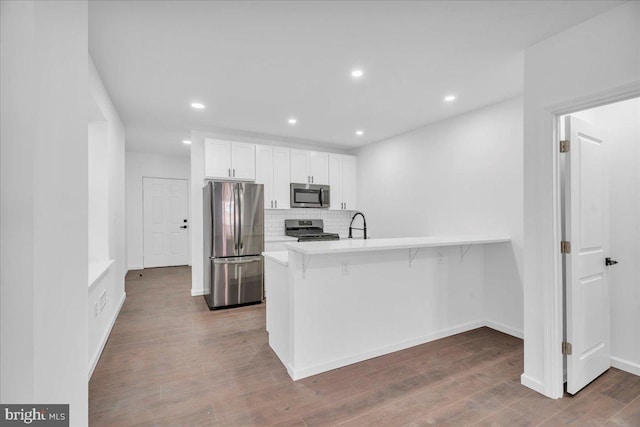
[89,266,640,426]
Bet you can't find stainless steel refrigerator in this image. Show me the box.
[203,181,264,309]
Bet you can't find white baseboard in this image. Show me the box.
[521,373,545,395]
[127,264,143,271]
[484,320,524,339]
[89,292,126,379]
[611,356,640,376]
[191,288,206,296]
[288,320,485,380]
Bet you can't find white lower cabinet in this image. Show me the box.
[255,145,290,209]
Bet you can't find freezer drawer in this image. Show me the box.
[206,256,263,309]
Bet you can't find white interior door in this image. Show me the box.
[564,115,610,395]
[143,177,189,268]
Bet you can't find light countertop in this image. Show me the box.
[265,235,298,243]
[263,251,289,266]
[284,235,510,255]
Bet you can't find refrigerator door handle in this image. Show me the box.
[233,184,239,254]
[212,256,262,264]
[237,184,243,253]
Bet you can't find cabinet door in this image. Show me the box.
[328,154,343,210]
[309,151,329,185]
[255,145,274,209]
[231,142,256,180]
[204,139,232,178]
[290,149,310,184]
[342,155,357,211]
[272,147,290,209]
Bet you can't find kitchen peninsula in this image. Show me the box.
[264,235,510,380]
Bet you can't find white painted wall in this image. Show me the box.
[87,57,127,378]
[357,97,524,338]
[88,120,109,261]
[523,2,640,398]
[125,151,190,270]
[190,135,206,295]
[1,1,89,424]
[572,98,640,375]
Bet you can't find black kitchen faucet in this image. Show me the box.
[348,212,367,240]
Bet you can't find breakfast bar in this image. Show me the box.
[264,234,510,380]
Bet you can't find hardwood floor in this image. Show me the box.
[89,266,640,426]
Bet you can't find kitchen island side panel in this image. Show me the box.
[264,257,289,359]
[286,245,485,379]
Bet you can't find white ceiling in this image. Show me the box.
[88,0,624,157]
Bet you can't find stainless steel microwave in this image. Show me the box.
[290,183,330,208]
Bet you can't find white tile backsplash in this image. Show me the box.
[265,209,356,236]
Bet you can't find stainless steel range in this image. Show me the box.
[285,219,340,242]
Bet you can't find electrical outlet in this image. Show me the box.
[342,261,349,275]
[94,301,99,318]
[100,290,107,311]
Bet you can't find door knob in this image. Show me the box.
[605,257,618,266]
[180,225,188,229]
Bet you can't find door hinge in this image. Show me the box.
[562,341,573,355]
[560,241,571,254]
[560,140,570,153]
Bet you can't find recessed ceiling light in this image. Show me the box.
[351,69,364,78]
[190,102,205,109]
[182,140,192,145]
[288,118,297,125]
[355,130,364,136]
[444,95,456,102]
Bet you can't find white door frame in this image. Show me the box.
[543,82,640,398]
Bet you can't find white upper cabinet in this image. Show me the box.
[328,154,357,210]
[272,148,291,209]
[289,149,329,185]
[328,155,343,211]
[290,149,309,184]
[204,139,231,178]
[255,145,273,208]
[341,155,357,210]
[206,141,355,210]
[204,138,255,180]
[255,145,290,209]
[309,152,329,185]
[231,142,256,180]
